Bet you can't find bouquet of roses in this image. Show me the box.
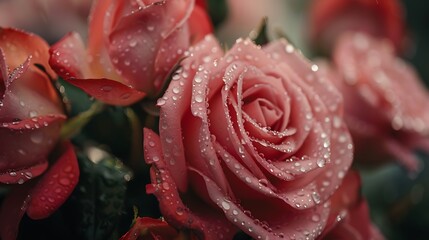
[1,0,429,239]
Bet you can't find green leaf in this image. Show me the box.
[60,101,105,140]
[251,17,269,46]
[64,152,131,240]
[207,0,228,28]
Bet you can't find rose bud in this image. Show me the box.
[144,35,353,239]
[49,0,212,106]
[0,28,79,240]
[320,32,429,172]
[308,0,406,54]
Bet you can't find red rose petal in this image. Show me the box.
[107,0,193,94]
[0,115,65,178]
[49,32,89,80]
[0,27,55,78]
[119,217,179,240]
[85,0,124,82]
[0,161,48,184]
[0,184,33,240]
[65,78,146,106]
[26,141,79,219]
[188,5,212,43]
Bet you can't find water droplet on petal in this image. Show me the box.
[59,178,70,186]
[316,159,325,168]
[157,98,166,106]
[101,86,112,92]
[221,201,231,210]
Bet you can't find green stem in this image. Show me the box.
[124,107,143,169]
[60,101,105,140]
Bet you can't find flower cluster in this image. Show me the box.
[0,0,428,239]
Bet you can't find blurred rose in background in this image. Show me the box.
[0,0,92,43]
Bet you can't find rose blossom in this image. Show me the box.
[0,28,65,184]
[308,0,406,54]
[143,35,353,239]
[0,28,79,240]
[321,32,429,171]
[49,0,212,106]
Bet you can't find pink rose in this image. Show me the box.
[321,32,429,171]
[0,28,79,240]
[309,0,406,54]
[50,0,212,105]
[144,35,353,239]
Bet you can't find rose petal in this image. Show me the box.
[0,184,33,240]
[157,35,223,192]
[119,217,179,240]
[65,78,146,106]
[1,54,63,120]
[188,5,212,43]
[199,169,329,240]
[0,161,48,184]
[49,32,89,79]
[309,0,405,52]
[144,128,237,240]
[0,27,55,77]
[26,141,79,219]
[0,115,65,178]
[107,0,193,94]
[87,0,119,79]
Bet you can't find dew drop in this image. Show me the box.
[129,40,137,47]
[101,86,112,92]
[30,132,44,144]
[311,214,320,222]
[176,207,184,215]
[29,110,38,118]
[285,44,294,53]
[316,159,325,168]
[221,201,231,210]
[194,76,202,83]
[59,178,70,186]
[311,64,319,72]
[195,95,203,103]
[24,172,32,179]
[338,171,345,179]
[147,25,155,31]
[157,98,166,106]
[312,191,321,204]
[121,93,131,99]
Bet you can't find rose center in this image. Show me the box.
[243,97,283,130]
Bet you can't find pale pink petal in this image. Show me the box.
[157,35,223,192]
[144,128,237,240]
